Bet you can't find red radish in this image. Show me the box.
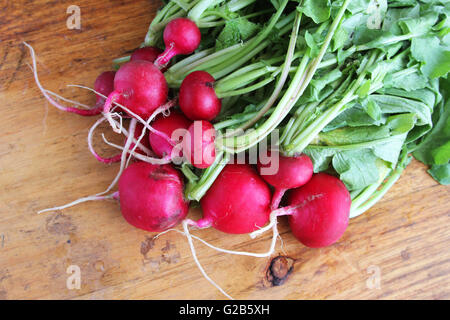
[130,46,162,63]
[149,110,192,158]
[179,71,222,121]
[287,173,351,248]
[118,162,189,232]
[182,120,216,169]
[155,18,201,67]
[195,164,271,234]
[258,153,313,209]
[103,60,168,131]
[94,71,116,107]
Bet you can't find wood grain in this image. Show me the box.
[0,0,449,300]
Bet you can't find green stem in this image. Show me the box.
[186,152,229,201]
[181,163,199,184]
[197,9,272,28]
[219,55,310,153]
[215,66,276,92]
[237,10,302,131]
[188,0,226,22]
[349,167,403,218]
[284,51,379,154]
[214,106,275,131]
[355,32,427,51]
[206,0,289,77]
[216,76,276,98]
[219,0,352,153]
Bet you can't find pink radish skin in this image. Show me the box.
[149,110,192,158]
[103,60,168,122]
[130,46,171,72]
[155,18,201,67]
[94,71,116,107]
[287,173,351,248]
[182,120,216,169]
[258,153,313,209]
[198,164,272,234]
[118,162,189,232]
[179,71,222,121]
[130,47,162,63]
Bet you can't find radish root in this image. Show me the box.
[38,192,118,214]
[182,220,234,300]
[24,42,103,116]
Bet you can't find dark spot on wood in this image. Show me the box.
[45,213,76,235]
[140,236,155,258]
[161,240,175,253]
[0,269,11,283]
[5,43,25,89]
[314,263,329,276]
[0,47,9,71]
[401,249,410,261]
[266,256,295,286]
[161,252,181,264]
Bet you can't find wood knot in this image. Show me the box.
[266,255,295,286]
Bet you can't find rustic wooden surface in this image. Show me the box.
[0,0,449,300]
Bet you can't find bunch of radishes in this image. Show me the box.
[61,17,351,248]
[28,14,351,299]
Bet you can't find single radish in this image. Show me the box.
[118,162,189,232]
[149,110,192,158]
[179,71,222,121]
[155,18,201,68]
[250,173,351,249]
[103,60,168,131]
[257,152,313,209]
[195,164,271,234]
[94,71,116,107]
[287,173,351,248]
[130,46,162,63]
[182,120,216,169]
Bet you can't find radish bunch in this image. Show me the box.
[28,0,406,300]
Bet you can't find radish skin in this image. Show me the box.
[182,120,216,169]
[251,173,351,248]
[199,164,271,234]
[155,18,201,68]
[103,60,168,132]
[94,71,116,107]
[287,173,351,248]
[118,162,189,232]
[130,46,162,63]
[179,71,222,121]
[149,110,192,158]
[258,153,313,209]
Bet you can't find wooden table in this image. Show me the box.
[1,0,449,300]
